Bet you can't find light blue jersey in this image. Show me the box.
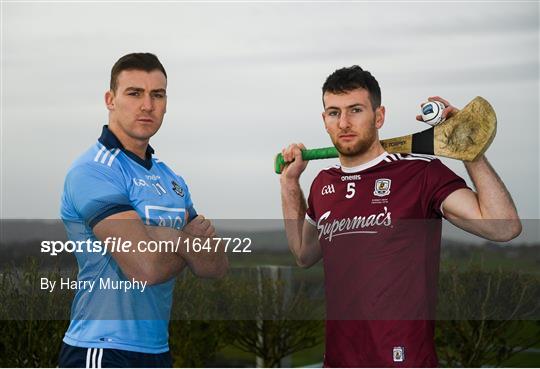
[60,126,196,353]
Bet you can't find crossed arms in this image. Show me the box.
[94,211,229,285]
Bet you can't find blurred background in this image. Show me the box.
[2,1,538,232]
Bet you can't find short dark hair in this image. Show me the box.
[110,53,167,92]
[322,65,381,110]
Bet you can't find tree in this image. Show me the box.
[436,267,540,367]
[224,268,324,367]
[0,259,72,367]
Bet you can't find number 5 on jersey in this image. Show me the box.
[346,182,355,199]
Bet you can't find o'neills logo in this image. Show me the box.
[317,207,392,241]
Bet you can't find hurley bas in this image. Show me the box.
[41,277,147,293]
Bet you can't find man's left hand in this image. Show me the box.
[416,96,459,122]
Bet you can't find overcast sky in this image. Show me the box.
[1,1,539,242]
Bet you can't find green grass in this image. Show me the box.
[212,341,325,368]
[212,345,256,367]
[291,342,324,367]
[215,338,540,368]
[501,351,540,367]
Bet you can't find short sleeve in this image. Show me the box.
[183,182,197,221]
[423,159,469,218]
[305,180,318,226]
[174,174,197,222]
[62,164,134,228]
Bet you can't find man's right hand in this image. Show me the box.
[183,215,216,238]
[180,215,228,278]
[280,143,308,181]
[279,143,323,268]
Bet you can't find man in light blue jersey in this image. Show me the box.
[58,53,228,368]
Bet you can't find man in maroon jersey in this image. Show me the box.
[280,66,521,367]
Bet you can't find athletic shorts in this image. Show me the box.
[58,343,173,368]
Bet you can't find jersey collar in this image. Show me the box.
[98,125,155,170]
[340,152,389,173]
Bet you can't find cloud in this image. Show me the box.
[2,1,538,223]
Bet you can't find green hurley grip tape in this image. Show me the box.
[274,146,339,174]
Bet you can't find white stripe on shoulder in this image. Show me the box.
[154,157,162,163]
[86,348,91,368]
[402,156,431,162]
[100,149,111,164]
[410,153,436,160]
[321,164,340,171]
[93,146,106,162]
[385,153,433,162]
[107,148,121,167]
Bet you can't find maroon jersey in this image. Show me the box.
[306,152,468,367]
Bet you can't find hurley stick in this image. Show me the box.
[274,96,496,174]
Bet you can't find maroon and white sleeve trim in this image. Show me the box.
[305,213,317,226]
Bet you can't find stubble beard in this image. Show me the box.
[333,119,378,157]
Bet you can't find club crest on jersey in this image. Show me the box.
[321,184,335,196]
[393,346,405,362]
[374,178,391,197]
[171,181,184,197]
